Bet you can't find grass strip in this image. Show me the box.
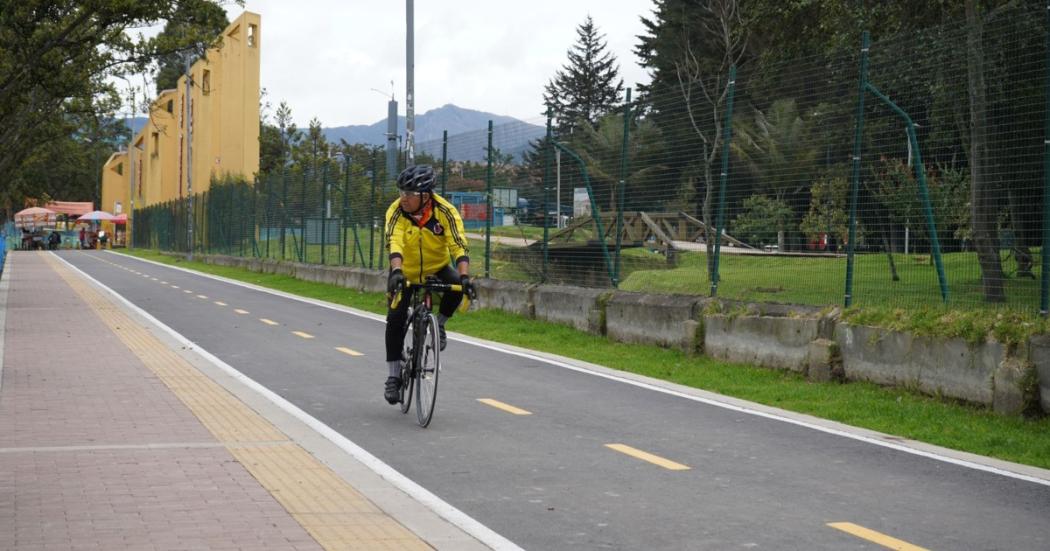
[116,249,1050,470]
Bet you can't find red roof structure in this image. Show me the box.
[44,201,94,216]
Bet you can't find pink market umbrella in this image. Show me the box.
[112,213,128,224]
[14,206,57,226]
[77,210,116,222]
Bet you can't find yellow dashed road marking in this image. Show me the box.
[828,523,929,551]
[293,331,315,340]
[234,309,249,315]
[214,301,227,307]
[260,318,279,326]
[44,254,428,549]
[605,443,690,471]
[335,347,364,357]
[478,398,532,415]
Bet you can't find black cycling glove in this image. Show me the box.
[388,268,405,296]
[460,274,477,301]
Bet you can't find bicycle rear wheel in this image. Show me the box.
[415,313,440,427]
[399,321,414,414]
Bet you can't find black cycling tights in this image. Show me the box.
[385,264,462,362]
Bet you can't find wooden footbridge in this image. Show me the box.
[533,211,754,255]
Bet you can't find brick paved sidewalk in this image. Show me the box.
[0,252,435,550]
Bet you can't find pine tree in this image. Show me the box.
[542,15,624,136]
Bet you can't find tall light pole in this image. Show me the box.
[184,50,195,261]
[371,86,399,187]
[405,0,415,166]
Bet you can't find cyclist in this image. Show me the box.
[383,164,477,404]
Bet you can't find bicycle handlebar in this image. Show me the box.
[389,280,465,309]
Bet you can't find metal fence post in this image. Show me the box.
[321,164,328,265]
[370,150,377,269]
[615,88,632,284]
[280,169,287,260]
[845,31,871,308]
[299,170,306,263]
[711,66,737,297]
[342,155,349,265]
[264,176,271,258]
[1042,1,1050,315]
[485,119,493,278]
[543,110,552,282]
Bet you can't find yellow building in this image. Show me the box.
[100,150,130,217]
[116,11,261,213]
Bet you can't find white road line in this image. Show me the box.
[108,251,1050,488]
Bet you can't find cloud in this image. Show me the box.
[239,0,654,127]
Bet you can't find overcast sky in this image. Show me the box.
[220,0,656,127]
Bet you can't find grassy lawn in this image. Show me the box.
[117,248,1050,470]
[618,248,1042,312]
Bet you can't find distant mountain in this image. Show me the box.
[323,104,545,163]
[122,117,149,136]
[121,104,547,164]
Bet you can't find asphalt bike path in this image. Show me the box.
[59,250,1050,550]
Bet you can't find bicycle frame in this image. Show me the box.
[391,278,464,426]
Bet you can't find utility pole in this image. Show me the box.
[128,137,135,249]
[184,51,195,261]
[405,0,415,165]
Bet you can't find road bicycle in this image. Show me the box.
[390,278,465,427]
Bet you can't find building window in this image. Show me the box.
[151,132,159,156]
[115,163,123,176]
[202,69,211,95]
[166,100,173,113]
[248,24,257,47]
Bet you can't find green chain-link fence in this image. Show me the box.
[134,3,1049,313]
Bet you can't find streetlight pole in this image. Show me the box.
[184,51,195,261]
[405,0,415,165]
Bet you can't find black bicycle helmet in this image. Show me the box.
[396,164,437,193]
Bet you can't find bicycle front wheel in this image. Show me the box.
[415,313,440,427]
[399,321,414,415]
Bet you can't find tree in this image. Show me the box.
[799,176,850,251]
[730,98,821,250]
[0,0,238,216]
[731,195,792,248]
[259,99,300,175]
[636,0,747,279]
[573,112,666,212]
[543,15,624,136]
[152,0,230,93]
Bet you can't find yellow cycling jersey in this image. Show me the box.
[385,193,469,282]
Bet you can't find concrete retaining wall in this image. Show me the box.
[705,315,823,372]
[604,292,703,351]
[476,279,534,318]
[532,284,607,333]
[168,252,1047,415]
[834,323,1033,413]
[1030,335,1050,414]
